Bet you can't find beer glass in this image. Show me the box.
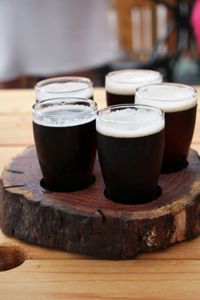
[105,69,162,106]
[96,104,165,204]
[32,98,97,192]
[35,77,93,102]
[135,83,197,173]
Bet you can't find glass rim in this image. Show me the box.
[106,69,162,85]
[136,82,197,102]
[34,76,93,93]
[32,97,97,114]
[97,103,164,124]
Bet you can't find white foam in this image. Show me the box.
[106,70,162,95]
[135,83,197,112]
[96,108,164,138]
[33,104,96,127]
[36,81,93,101]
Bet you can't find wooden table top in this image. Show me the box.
[1,87,200,300]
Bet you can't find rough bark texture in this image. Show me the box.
[1,146,200,259]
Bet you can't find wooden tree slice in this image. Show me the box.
[1,146,200,259]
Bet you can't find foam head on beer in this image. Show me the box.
[106,69,162,96]
[35,77,93,102]
[96,105,164,138]
[135,83,197,173]
[135,83,197,112]
[33,101,96,127]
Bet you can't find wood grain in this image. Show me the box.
[0,88,106,115]
[1,147,200,259]
[0,87,200,299]
[1,259,200,299]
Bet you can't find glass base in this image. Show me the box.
[40,175,96,192]
[104,185,162,205]
[161,160,188,174]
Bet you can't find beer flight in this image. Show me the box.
[32,70,197,204]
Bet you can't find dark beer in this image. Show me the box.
[162,106,197,172]
[32,98,97,192]
[35,76,93,102]
[96,105,165,204]
[135,83,197,173]
[106,69,162,106]
[106,92,135,106]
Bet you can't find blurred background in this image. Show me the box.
[0,0,199,88]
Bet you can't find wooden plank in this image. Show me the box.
[2,259,200,276]
[0,115,33,146]
[0,89,35,114]
[0,87,200,299]
[1,260,200,300]
[0,89,106,146]
[0,87,198,146]
[192,143,200,155]
[0,88,106,114]
[0,87,198,115]
[167,0,177,52]
[0,147,26,173]
[140,2,157,51]
[116,0,133,50]
[151,2,157,46]
[94,88,106,109]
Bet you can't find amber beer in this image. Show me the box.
[32,98,97,192]
[35,76,93,102]
[135,83,197,173]
[105,69,162,106]
[96,104,165,204]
